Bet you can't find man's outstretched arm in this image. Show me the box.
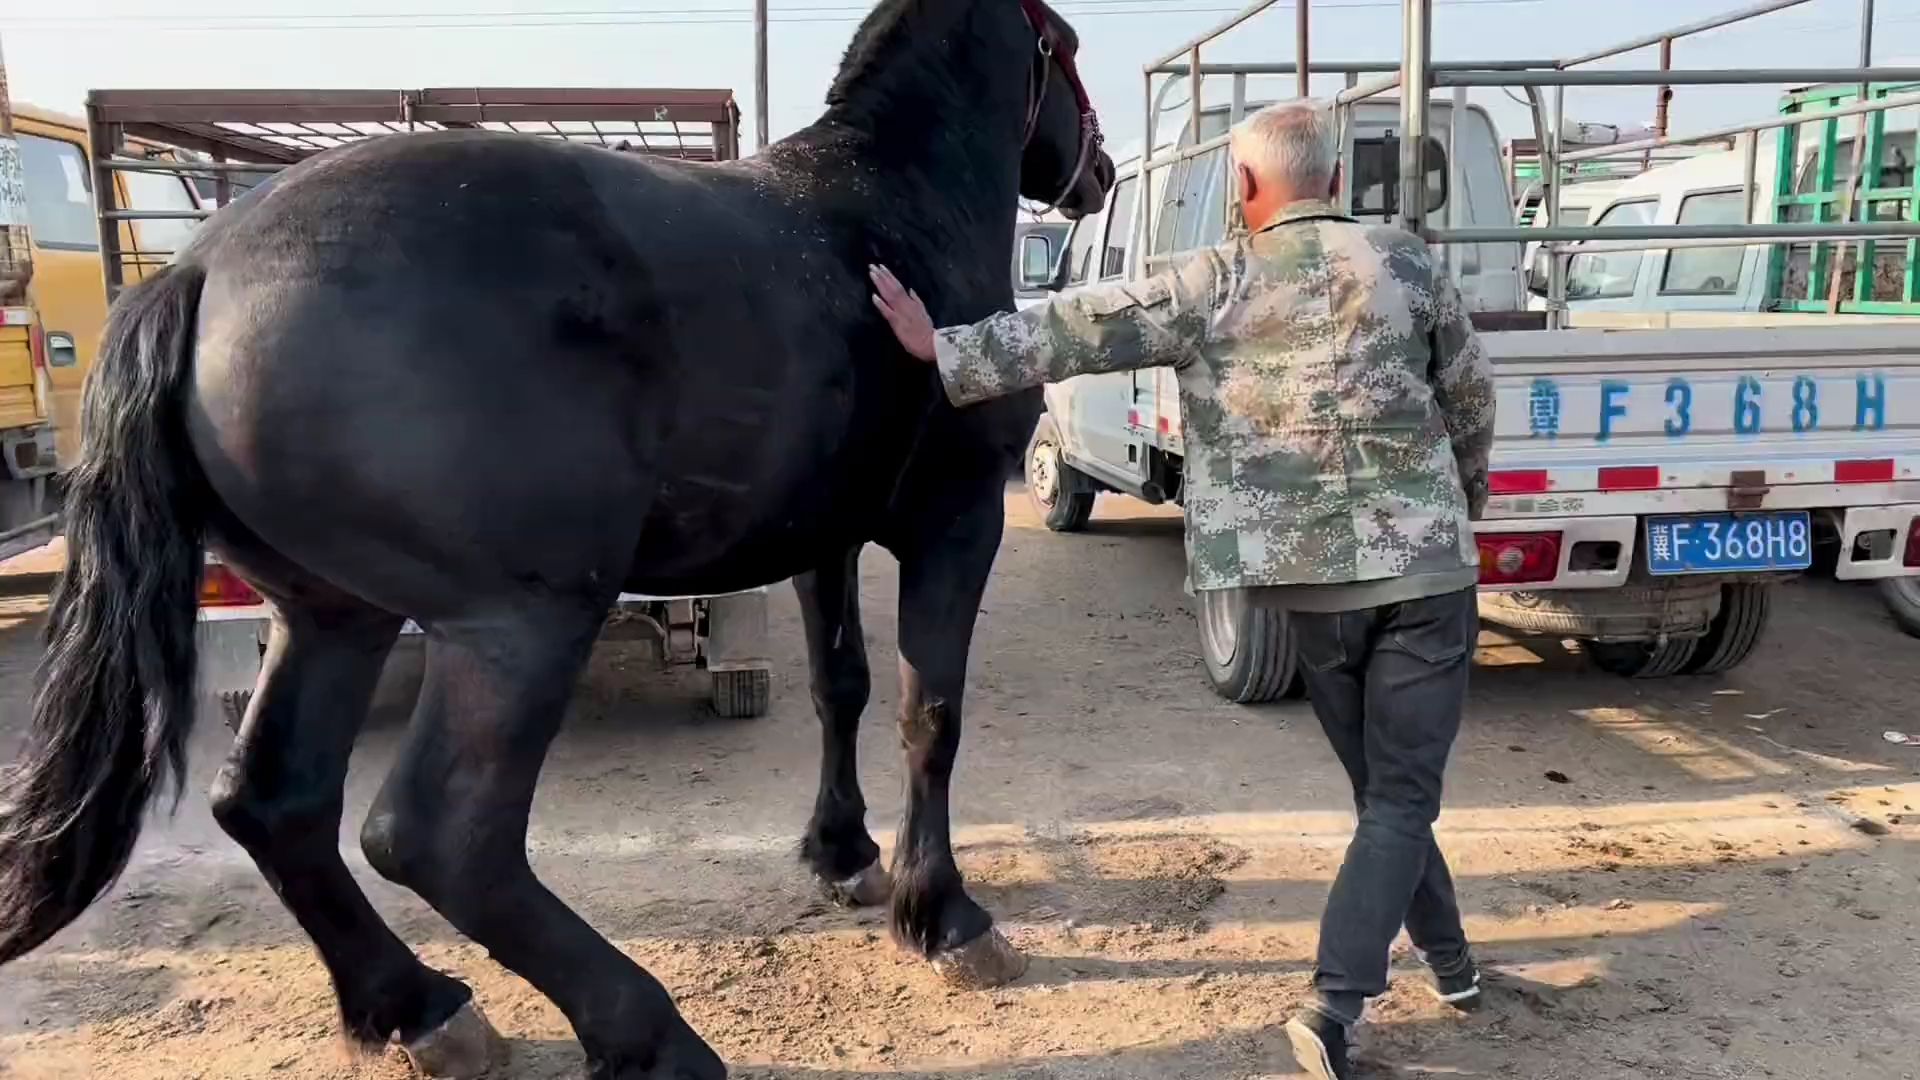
[870,254,1222,406]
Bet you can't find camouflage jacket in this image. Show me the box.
[935,200,1495,591]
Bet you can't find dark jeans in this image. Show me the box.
[1288,586,1477,1024]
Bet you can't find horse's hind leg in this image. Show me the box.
[208,600,483,1069]
[887,491,1027,989]
[360,602,724,1080]
[794,546,889,906]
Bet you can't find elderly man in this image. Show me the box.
[869,99,1495,1079]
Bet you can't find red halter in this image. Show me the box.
[1017,0,1103,212]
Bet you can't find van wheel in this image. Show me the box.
[1586,636,1698,679]
[1877,578,1920,639]
[1681,583,1772,674]
[1197,588,1305,704]
[1026,413,1095,532]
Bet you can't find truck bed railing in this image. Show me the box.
[1132,0,1920,326]
[85,87,743,297]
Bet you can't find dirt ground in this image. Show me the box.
[2,487,1918,1080]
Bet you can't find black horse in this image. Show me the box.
[0,0,1112,1076]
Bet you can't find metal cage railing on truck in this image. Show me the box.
[1132,0,1920,329]
[1767,80,1919,314]
[85,87,743,298]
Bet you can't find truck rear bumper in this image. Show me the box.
[1472,515,1638,592]
[193,588,774,696]
[1832,503,1920,580]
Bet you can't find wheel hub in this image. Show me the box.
[1199,587,1239,665]
[1029,441,1060,505]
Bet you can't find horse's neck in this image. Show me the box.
[808,6,1029,294]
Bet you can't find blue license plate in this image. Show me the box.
[1645,512,1813,575]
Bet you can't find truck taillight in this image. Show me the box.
[1477,531,1561,585]
[200,562,264,607]
[1489,470,1550,495]
[1905,520,1920,568]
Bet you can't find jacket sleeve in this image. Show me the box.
[1428,269,1496,518]
[933,251,1223,406]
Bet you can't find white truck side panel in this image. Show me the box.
[1481,323,1920,479]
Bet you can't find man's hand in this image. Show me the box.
[870,264,937,362]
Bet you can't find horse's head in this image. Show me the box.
[1011,0,1114,219]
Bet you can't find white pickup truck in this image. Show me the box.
[1015,98,1920,702]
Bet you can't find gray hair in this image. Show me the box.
[1229,100,1339,191]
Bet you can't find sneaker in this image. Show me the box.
[1428,957,1483,1011]
[1285,1010,1354,1080]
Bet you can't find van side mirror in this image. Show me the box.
[1526,251,1551,297]
[1018,233,1057,290]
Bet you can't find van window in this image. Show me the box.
[1351,137,1446,218]
[1565,199,1657,299]
[1100,176,1138,279]
[1061,210,1103,287]
[1152,147,1229,257]
[18,134,97,250]
[122,169,202,256]
[1661,190,1746,295]
[1554,206,1592,228]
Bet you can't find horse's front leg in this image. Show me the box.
[888,493,1027,989]
[794,546,890,906]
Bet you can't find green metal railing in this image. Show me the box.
[1768,81,1919,313]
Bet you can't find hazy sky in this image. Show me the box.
[3,0,1915,153]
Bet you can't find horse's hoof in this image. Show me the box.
[398,1000,503,1079]
[930,928,1028,990]
[819,860,892,907]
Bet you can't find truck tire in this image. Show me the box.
[1025,413,1095,532]
[1197,587,1305,704]
[1681,583,1772,674]
[711,669,771,718]
[1586,636,1698,679]
[219,689,252,733]
[1876,577,1920,639]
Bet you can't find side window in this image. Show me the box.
[1565,199,1657,299]
[1351,137,1447,218]
[1151,146,1229,257]
[1151,157,1191,257]
[1178,147,1230,251]
[1099,176,1138,279]
[121,167,203,256]
[17,133,97,250]
[1061,210,1103,287]
[1661,190,1746,295]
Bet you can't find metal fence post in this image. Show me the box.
[1398,0,1433,235]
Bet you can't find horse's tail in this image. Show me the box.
[0,263,209,964]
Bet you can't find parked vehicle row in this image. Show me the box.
[1014,77,1920,701]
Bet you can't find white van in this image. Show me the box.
[1520,178,1624,300]
[1536,121,1916,319]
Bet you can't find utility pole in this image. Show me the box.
[755,0,770,150]
[1296,0,1310,99]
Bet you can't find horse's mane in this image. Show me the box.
[827,0,960,107]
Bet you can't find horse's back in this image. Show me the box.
[181,131,934,612]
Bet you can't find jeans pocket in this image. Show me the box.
[1387,591,1475,665]
[1294,612,1350,672]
